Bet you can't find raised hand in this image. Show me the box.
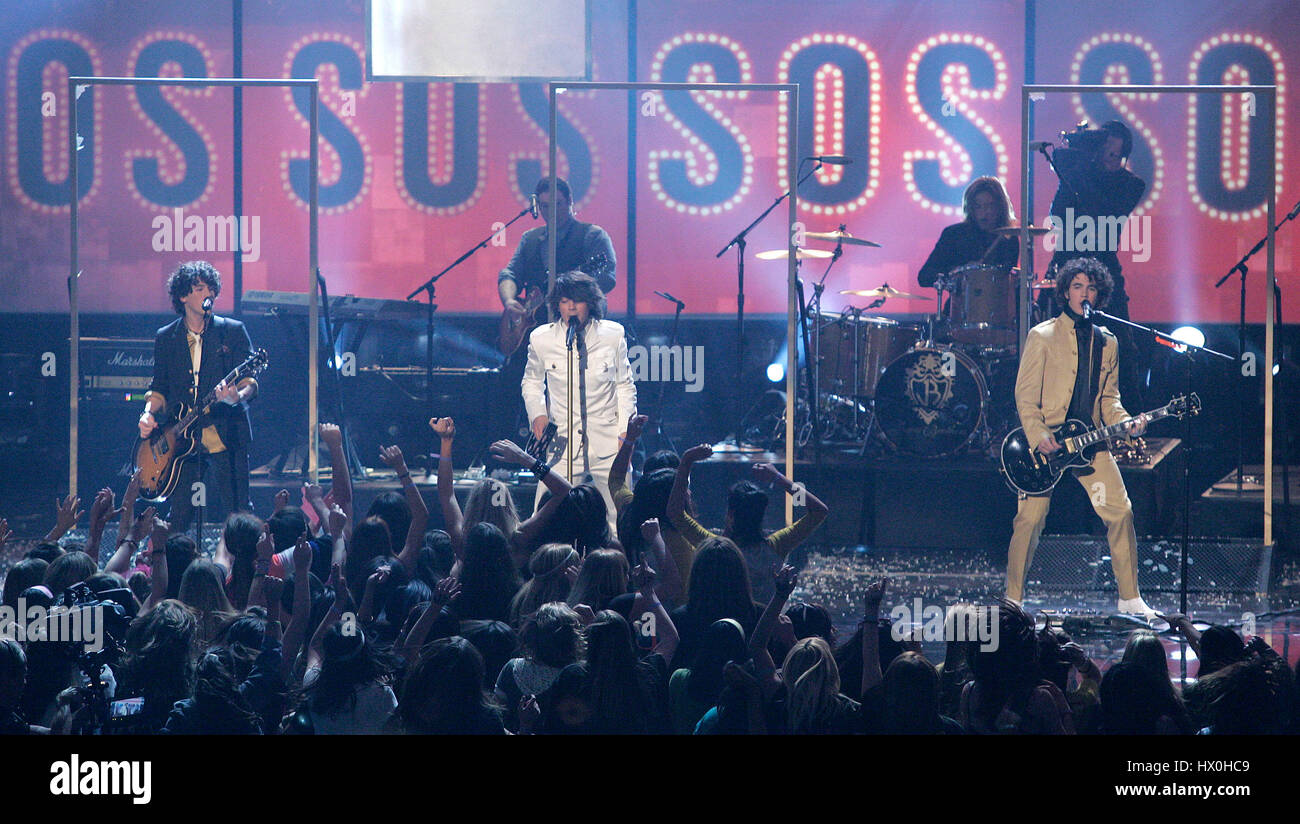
[293,532,313,573]
[256,525,276,566]
[432,575,462,607]
[53,493,83,535]
[150,517,170,553]
[366,565,391,593]
[564,563,580,587]
[379,445,409,475]
[518,694,541,733]
[774,612,797,648]
[625,414,649,443]
[274,488,291,512]
[429,417,456,439]
[304,483,325,505]
[490,439,531,467]
[261,575,285,606]
[864,575,888,618]
[573,604,596,625]
[88,488,116,531]
[640,518,661,541]
[631,562,657,594]
[327,503,349,539]
[773,564,798,599]
[683,443,713,463]
[318,422,343,448]
[128,506,158,543]
[751,462,784,485]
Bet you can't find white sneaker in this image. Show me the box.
[1117,597,1169,631]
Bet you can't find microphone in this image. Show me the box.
[654,290,686,308]
[566,315,579,348]
[1080,300,1093,318]
[529,194,539,219]
[202,297,214,314]
[1028,140,1053,151]
[805,155,853,165]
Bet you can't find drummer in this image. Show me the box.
[917,176,1020,304]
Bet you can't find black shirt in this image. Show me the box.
[917,221,1020,289]
[1048,147,1146,288]
[498,218,617,298]
[1063,309,1105,426]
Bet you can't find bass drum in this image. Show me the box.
[874,346,987,457]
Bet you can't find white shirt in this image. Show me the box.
[521,319,636,476]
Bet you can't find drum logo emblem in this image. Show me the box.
[903,352,952,425]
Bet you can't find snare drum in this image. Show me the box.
[874,345,987,457]
[817,313,920,399]
[947,263,1016,346]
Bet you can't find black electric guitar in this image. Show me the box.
[999,393,1200,496]
[134,348,269,502]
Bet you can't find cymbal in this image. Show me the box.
[992,225,1052,236]
[755,248,834,260]
[1030,279,1056,290]
[805,230,881,247]
[839,284,927,301]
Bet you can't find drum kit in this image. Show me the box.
[752,226,1059,458]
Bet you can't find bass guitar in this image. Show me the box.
[999,393,1199,496]
[134,348,269,502]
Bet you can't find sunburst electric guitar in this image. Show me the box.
[134,348,269,502]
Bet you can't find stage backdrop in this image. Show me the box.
[1,0,1295,324]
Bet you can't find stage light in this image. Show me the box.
[767,362,785,383]
[1171,326,1206,349]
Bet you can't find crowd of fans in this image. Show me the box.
[0,417,1296,735]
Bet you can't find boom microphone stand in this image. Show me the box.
[648,290,685,456]
[1086,306,1231,620]
[406,200,537,474]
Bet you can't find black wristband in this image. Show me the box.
[532,459,549,477]
[396,472,411,481]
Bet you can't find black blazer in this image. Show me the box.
[149,315,255,449]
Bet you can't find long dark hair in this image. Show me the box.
[685,538,755,631]
[725,481,768,548]
[307,623,397,718]
[686,618,748,704]
[191,646,262,733]
[397,637,503,734]
[616,468,676,567]
[532,484,612,556]
[969,599,1039,726]
[455,523,521,623]
[583,611,649,733]
[117,600,198,725]
[882,651,943,734]
[1099,661,1191,735]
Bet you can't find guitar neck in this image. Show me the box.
[1071,404,1174,449]
[174,365,247,429]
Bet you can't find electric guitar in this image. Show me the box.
[134,348,269,502]
[999,393,1200,496]
[497,288,548,357]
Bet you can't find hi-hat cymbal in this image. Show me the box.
[1030,279,1056,290]
[805,230,881,247]
[992,225,1052,236]
[839,284,927,300]
[755,248,834,260]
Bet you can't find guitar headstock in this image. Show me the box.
[239,348,269,379]
[1167,392,1201,419]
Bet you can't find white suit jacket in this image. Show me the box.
[522,319,637,472]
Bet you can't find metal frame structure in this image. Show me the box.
[1018,83,1278,545]
[547,80,801,521]
[67,76,320,494]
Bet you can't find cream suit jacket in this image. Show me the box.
[1015,312,1130,448]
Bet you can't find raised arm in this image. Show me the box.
[379,445,428,575]
[302,483,331,539]
[430,417,465,548]
[492,438,572,556]
[668,443,711,527]
[307,563,350,673]
[629,561,679,665]
[401,576,461,663]
[636,518,682,606]
[319,423,353,524]
[609,414,649,501]
[357,565,389,626]
[750,565,798,659]
[280,533,314,682]
[43,493,83,544]
[143,518,170,613]
[84,488,117,564]
[861,576,888,696]
[246,523,277,610]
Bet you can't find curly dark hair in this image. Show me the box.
[534,175,573,203]
[1053,257,1113,310]
[547,270,607,321]
[167,260,221,315]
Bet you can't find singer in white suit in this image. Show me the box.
[522,271,636,533]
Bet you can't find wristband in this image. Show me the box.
[117,537,138,548]
[532,460,549,478]
[253,559,271,575]
[396,472,411,482]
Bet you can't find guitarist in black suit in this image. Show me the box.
[137,261,259,532]
[1007,257,1158,622]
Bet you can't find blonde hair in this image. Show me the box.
[464,478,520,541]
[782,637,841,734]
[509,543,579,627]
[566,549,629,611]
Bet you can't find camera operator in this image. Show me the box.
[1046,120,1147,406]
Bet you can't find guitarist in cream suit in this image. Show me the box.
[522,271,636,536]
[137,261,258,532]
[1007,257,1158,622]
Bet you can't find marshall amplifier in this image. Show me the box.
[80,337,154,402]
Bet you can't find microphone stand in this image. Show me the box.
[315,269,366,479]
[648,293,685,455]
[717,159,823,440]
[1089,308,1232,634]
[406,202,535,476]
[1213,195,1300,494]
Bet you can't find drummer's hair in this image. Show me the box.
[548,270,607,320]
[1053,257,1113,309]
[962,176,1014,227]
